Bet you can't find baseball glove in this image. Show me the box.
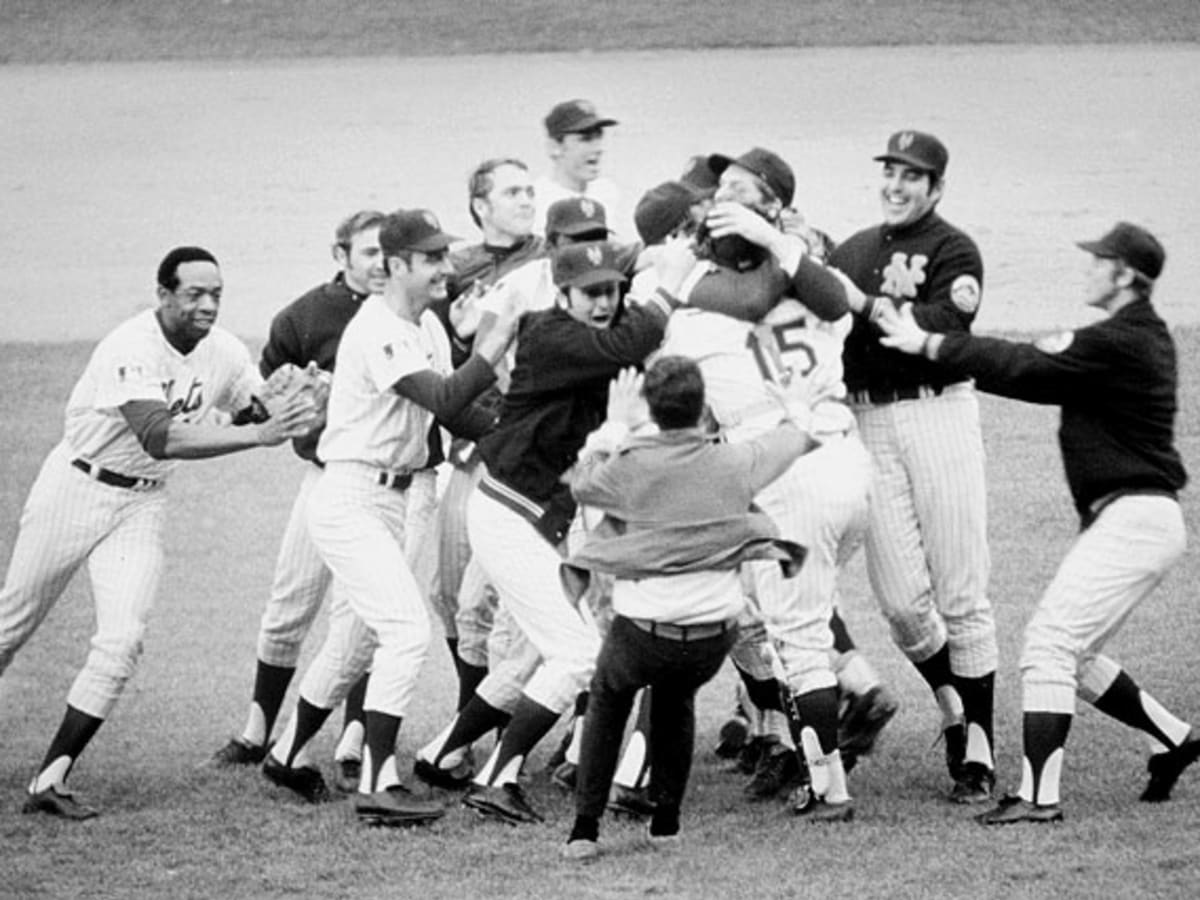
[257,362,329,428]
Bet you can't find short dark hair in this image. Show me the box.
[644,355,705,430]
[157,246,217,290]
[334,210,386,250]
[468,157,528,228]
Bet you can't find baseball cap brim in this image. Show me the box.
[554,222,612,237]
[1075,239,1114,257]
[406,232,459,253]
[873,152,936,172]
[562,115,618,134]
[561,268,626,290]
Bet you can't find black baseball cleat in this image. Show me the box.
[793,797,854,823]
[413,755,474,791]
[462,782,544,825]
[333,758,362,794]
[838,686,899,773]
[208,737,268,768]
[949,761,996,805]
[744,743,805,801]
[356,785,445,827]
[262,755,331,804]
[607,784,656,818]
[1141,731,1200,802]
[976,794,1063,825]
[22,786,99,821]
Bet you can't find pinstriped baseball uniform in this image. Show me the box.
[297,299,453,719]
[659,301,869,697]
[0,309,260,718]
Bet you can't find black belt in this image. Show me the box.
[71,458,159,491]
[850,384,945,405]
[377,470,414,491]
[627,617,734,643]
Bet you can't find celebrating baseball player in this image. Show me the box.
[2,246,322,820]
[415,240,677,825]
[561,358,814,859]
[878,221,1199,824]
[211,210,390,793]
[259,209,518,827]
[533,99,622,237]
[653,147,880,818]
[830,130,998,804]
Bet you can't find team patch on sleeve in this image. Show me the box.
[117,363,145,382]
[1034,331,1075,354]
[950,275,981,313]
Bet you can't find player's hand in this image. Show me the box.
[877,302,929,355]
[705,201,781,252]
[450,279,487,339]
[605,367,648,430]
[255,392,323,445]
[827,266,869,314]
[472,292,518,366]
[653,235,699,298]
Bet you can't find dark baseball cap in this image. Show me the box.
[553,241,627,290]
[546,196,609,239]
[635,181,705,246]
[679,154,719,195]
[544,99,618,139]
[379,208,459,255]
[1077,221,1165,281]
[708,147,795,207]
[874,130,949,178]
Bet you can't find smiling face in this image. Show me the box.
[157,260,222,346]
[475,162,536,244]
[561,281,619,329]
[337,225,387,295]
[714,163,777,217]
[879,161,942,227]
[550,127,606,190]
[403,247,454,310]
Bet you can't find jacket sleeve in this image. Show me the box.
[786,256,850,322]
[538,300,670,382]
[909,231,984,335]
[259,308,303,377]
[936,327,1112,405]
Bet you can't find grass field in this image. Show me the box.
[2,0,1200,63]
[3,3,1200,899]
[2,328,1200,900]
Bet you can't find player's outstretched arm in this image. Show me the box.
[120,394,322,460]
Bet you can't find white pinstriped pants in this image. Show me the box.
[750,434,872,695]
[1022,495,1186,714]
[430,457,498,663]
[257,465,437,669]
[855,384,997,677]
[0,443,167,718]
[300,463,433,717]
[467,489,600,714]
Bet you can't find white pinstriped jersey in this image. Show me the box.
[62,308,260,480]
[317,296,451,471]
[659,298,852,441]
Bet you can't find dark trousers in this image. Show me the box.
[575,615,735,822]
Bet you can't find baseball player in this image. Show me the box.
[426,157,545,721]
[415,240,677,825]
[561,358,815,859]
[210,210,390,792]
[879,221,1199,824]
[829,130,998,804]
[412,194,620,794]
[260,209,518,826]
[3,246,321,819]
[654,147,872,819]
[532,99,622,238]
